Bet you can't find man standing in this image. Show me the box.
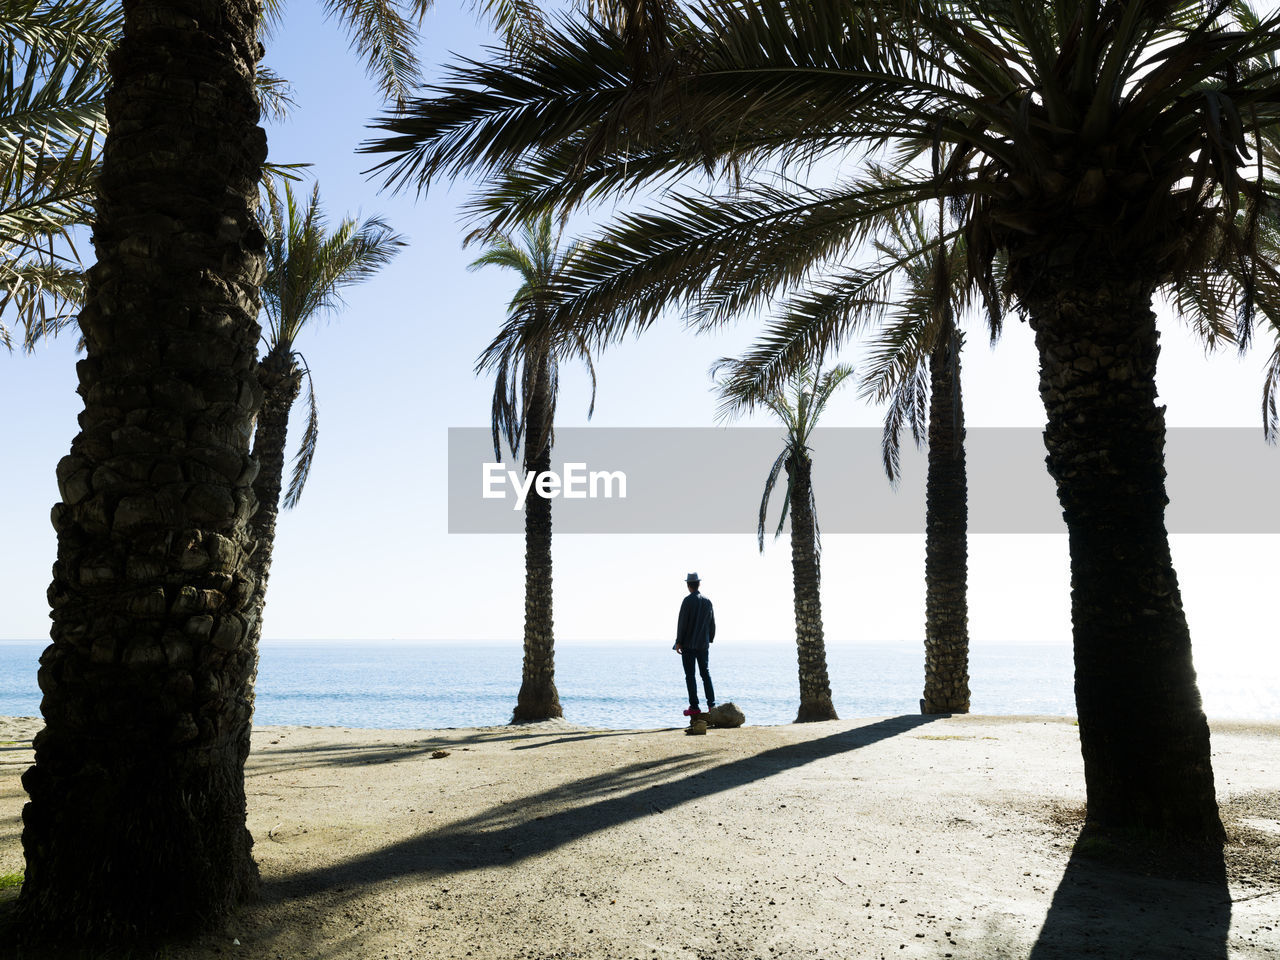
[675,572,716,719]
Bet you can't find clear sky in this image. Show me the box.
[1,4,1277,696]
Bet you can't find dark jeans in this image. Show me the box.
[681,647,715,709]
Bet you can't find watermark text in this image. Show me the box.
[482,462,628,510]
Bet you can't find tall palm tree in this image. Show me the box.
[248,180,404,652]
[860,202,982,716]
[363,0,1280,843]
[0,0,117,348]
[470,210,593,723]
[718,361,852,722]
[17,0,532,944]
[18,0,268,941]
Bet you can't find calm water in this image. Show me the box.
[1,639,1271,728]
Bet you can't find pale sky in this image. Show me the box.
[1,4,1277,695]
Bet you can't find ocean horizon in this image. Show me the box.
[1,638,1272,728]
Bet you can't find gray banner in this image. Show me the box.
[447,427,1279,534]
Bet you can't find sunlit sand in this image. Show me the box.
[2,715,1277,959]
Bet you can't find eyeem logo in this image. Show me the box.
[482,462,628,511]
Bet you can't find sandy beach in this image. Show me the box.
[1,713,1277,959]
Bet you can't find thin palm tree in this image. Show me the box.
[860,202,982,716]
[470,210,593,723]
[729,200,975,716]
[717,360,852,723]
[249,180,404,650]
[362,0,1280,843]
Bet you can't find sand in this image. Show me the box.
[1,713,1278,959]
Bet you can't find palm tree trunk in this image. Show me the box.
[922,328,970,714]
[512,354,562,722]
[19,0,267,941]
[788,451,837,722]
[245,347,303,657]
[1024,274,1222,843]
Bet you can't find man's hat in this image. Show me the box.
[686,572,700,583]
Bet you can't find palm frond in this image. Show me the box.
[282,359,319,509]
[1169,267,1244,353]
[473,0,547,53]
[536,172,956,363]
[879,358,929,484]
[808,363,855,424]
[1262,335,1280,443]
[359,2,1015,200]
[255,66,296,124]
[0,0,117,346]
[260,179,406,351]
[322,0,422,107]
[261,160,312,186]
[361,0,1280,460]
[0,253,83,350]
[756,448,789,553]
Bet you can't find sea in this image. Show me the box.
[1,639,1273,728]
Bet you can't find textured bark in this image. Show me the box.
[244,347,302,658]
[19,0,267,941]
[1022,273,1222,842]
[921,329,970,714]
[788,451,837,723]
[512,353,562,722]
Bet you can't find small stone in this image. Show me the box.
[706,702,745,728]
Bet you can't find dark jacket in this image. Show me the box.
[676,591,716,652]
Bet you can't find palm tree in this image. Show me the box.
[363,0,1280,843]
[470,210,593,723]
[860,202,981,716]
[916,323,969,714]
[248,180,404,653]
[13,0,586,941]
[17,0,544,943]
[0,0,117,348]
[18,0,268,941]
[718,361,852,722]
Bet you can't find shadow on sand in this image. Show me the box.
[509,729,672,750]
[243,725,602,777]
[1027,831,1230,960]
[267,713,940,900]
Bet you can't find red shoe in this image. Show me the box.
[683,706,702,717]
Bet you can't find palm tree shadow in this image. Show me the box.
[245,726,581,775]
[1027,831,1230,960]
[510,729,675,750]
[268,714,940,900]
